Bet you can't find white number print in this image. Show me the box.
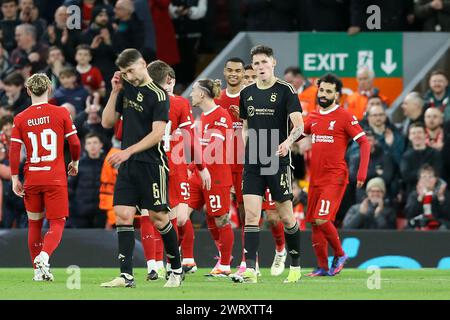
[318,199,331,216]
[27,129,57,163]
[209,195,222,211]
[180,182,190,199]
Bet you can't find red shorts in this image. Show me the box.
[24,185,69,220]
[262,187,276,210]
[188,172,231,217]
[168,163,189,208]
[232,171,243,204]
[306,184,346,223]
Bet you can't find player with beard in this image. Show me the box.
[100,49,183,288]
[300,73,370,276]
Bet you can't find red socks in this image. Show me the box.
[317,221,344,257]
[42,218,65,257]
[271,221,285,252]
[206,216,220,252]
[240,225,245,263]
[217,223,234,266]
[311,225,329,270]
[153,225,164,261]
[180,219,195,259]
[140,216,155,261]
[28,219,43,267]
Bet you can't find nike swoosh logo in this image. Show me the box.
[212,209,221,213]
[318,212,329,216]
[312,123,318,127]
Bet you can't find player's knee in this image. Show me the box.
[214,215,229,228]
[150,211,169,229]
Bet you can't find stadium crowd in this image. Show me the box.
[0,0,450,231]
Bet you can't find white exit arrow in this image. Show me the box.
[381,49,397,75]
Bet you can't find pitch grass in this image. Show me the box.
[1,268,449,300]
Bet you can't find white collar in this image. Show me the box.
[31,102,47,106]
[319,104,340,115]
[203,105,219,116]
[225,88,240,98]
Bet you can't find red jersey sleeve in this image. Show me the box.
[9,117,23,175]
[179,100,193,129]
[344,112,365,142]
[62,108,78,139]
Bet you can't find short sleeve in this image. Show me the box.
[63,108,78,139]
[179,101,193,128]
[115,90,124,114]
[10,117,23,144]
[344,111,365,141]
[239,93,247,120]
[286,86,303,115]
[152,94,169,123]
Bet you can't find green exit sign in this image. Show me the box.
[299,32,403,78]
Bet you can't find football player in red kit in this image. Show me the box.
[187,79,234,277]
[300,74,370,277]
[9,73,81,281]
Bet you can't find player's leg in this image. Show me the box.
[266,208,287,276]
[305,185,330,276]
[139,208,158,281]
[313,185,348,276]
[269,166,301,283]
[178,206,197,273]
[232,172,246,274]
[233,165,265,283]
[101,162,138,287]
[206,187,233,277]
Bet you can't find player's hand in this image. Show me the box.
[12,178,25,198]
[229,105,240,118]
[108,149,131,167]
[276,140,291,157]
[68,161,79,176]
[356,180,365,189]
[199,167,211,191]
[111,71,123,93]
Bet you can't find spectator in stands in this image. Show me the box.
[345,67,389,120]
[423,70,450,121]
[68,132,106,228]
[283,66,318,115]
[400,91,425,136]
[63,0,103,30]
[0,43,12,79]
[74,92,113,149]
[424,107,444,151]
[42,46,70,91]
[400,122,443,195]
[0,115,13,159]
[111,0,145,56]
[81,4,116,92]
[300,0,353,32]
[0,140,15,228]
[442,121,450,182]
[10,23,48,72]
[53,66,89,114]
[133,0,157,62]
[170,0,207,87]
[0,0,20,53]
[243,0,298,31]
[75,44,105,96]
[18,0,47,41]
[42,5,82,65]
[0,71,30,115]
[99,136,121,229]
[149,0,180,66]
[366,100,405,166]
[415,0,450,31]
[343,177,396,229]
[405,164,450,230]
[349,128,395,202]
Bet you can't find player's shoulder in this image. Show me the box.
[240,83,257,96]
[275,79,297,94]
[337,105,357,121]
[144,81,168,102]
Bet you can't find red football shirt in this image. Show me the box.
[303,105,365,187]
[10,103,77,186]
[79,65,104,91]
[197,105,233,187]
[215,89,244,172]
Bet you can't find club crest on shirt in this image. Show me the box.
[328,120,336,130]
[270,93,277,102]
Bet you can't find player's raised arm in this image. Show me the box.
[102,71,122,129]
